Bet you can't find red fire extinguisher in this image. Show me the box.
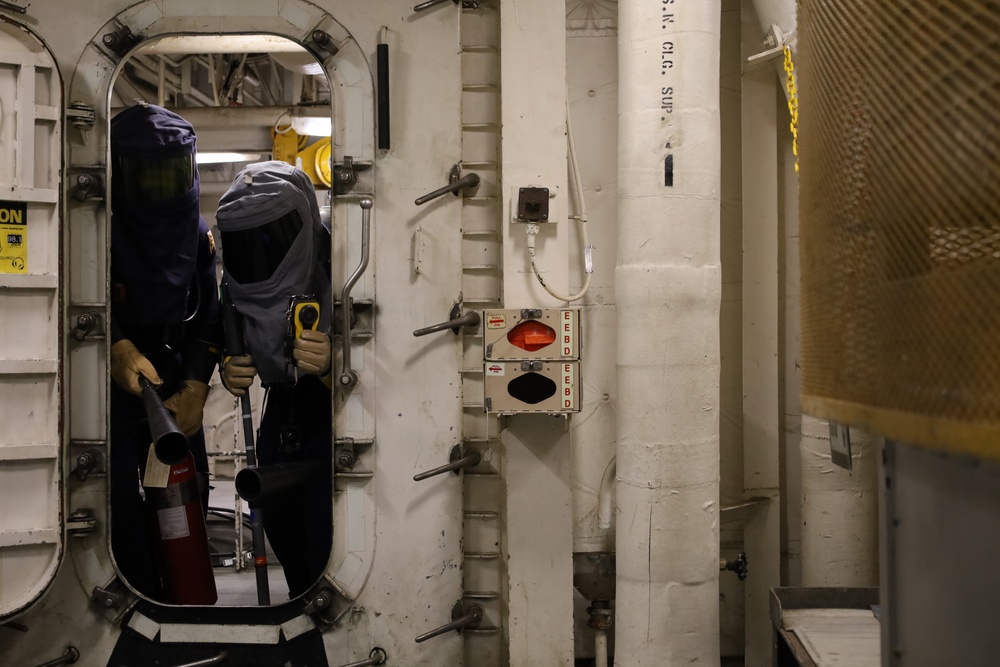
[145,452,218,605]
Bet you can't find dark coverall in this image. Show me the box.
[256,374,333,598]
[110,219,220,601]
[217,161,334,600]
[109,103,222,602]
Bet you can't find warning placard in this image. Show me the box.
[0,201,27,274]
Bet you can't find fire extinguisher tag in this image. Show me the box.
[143,443,170,488]
[157,505,191,540]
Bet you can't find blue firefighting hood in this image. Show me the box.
[216,162,332,385]
[111,103,201,326]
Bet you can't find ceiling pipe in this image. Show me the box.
[109,105,329,127]
[750,0,796,46]
[615,1,722,664]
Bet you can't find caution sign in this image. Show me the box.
[0,201,27,274]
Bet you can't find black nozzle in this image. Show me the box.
[298,304,318,329]
[235,461,326,503]
[138,375,189,465]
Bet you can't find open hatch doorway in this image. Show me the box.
[108,32,336,608]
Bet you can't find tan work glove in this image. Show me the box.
[110,339,162,395]
[163,380,210,436]
[293,329,331,376]
[220,355,257,397]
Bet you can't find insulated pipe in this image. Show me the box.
[800,416,879,586]
[616,2,722,665]
[597,457,615,530]
[595,629,609,667]
[750,0,796,42]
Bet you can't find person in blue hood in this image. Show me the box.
[216,161,333,599]
[109,103,221,601]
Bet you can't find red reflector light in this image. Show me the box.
[507,320,556,351]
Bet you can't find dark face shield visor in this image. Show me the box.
[220,209,304,284]
[115,154,195,201]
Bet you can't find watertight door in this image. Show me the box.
[0,20,64,620]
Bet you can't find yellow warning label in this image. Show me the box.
[0,201,27,274]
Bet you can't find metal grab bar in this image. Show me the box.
[339,198,373,388]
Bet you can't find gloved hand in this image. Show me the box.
[293,329,331,376]
[110,339,162,395]
[221,355,257,397]
[163,380,210,436]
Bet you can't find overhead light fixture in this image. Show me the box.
[196,152,264,165]
[291,116,332,137]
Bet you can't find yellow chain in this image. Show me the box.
[783,46,799,174]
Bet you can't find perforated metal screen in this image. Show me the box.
[798,1,1000,457]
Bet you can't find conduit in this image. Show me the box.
[800,416,879,586]
[615,2,722,664]
[597,456,615,530]
[527,95,592,303]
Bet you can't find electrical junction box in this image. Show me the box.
[510,185,560,224]
[484,308,580,361]
[484,360,581,414]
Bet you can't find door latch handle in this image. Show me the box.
[413,304,480,337]
[413,0,480,12]
[72,448,103,482]
[415,600,484,643]
[413,445,481,481]
[170,653,227,667]
[30,646,79,667]
[73,174,104,202]
[71,312,104,342]
[339,199,373,389]
[413,0,454,11]
[334,647,388,667]
[415,164,480,205]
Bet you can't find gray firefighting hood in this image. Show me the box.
[216,161,331,384]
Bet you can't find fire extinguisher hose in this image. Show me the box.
[221,281,271,606]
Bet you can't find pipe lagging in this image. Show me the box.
[615,0,722,663]
[597,456,615,530]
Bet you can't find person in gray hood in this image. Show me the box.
[216,161,333,598]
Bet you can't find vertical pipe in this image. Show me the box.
[616,1,722,664]
[800,416,879,586]
[750,0,796,41]
[595,629,609,667]
[741,4,782,661]
[597,457,616,530]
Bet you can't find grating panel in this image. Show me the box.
[798,0,1000,457]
